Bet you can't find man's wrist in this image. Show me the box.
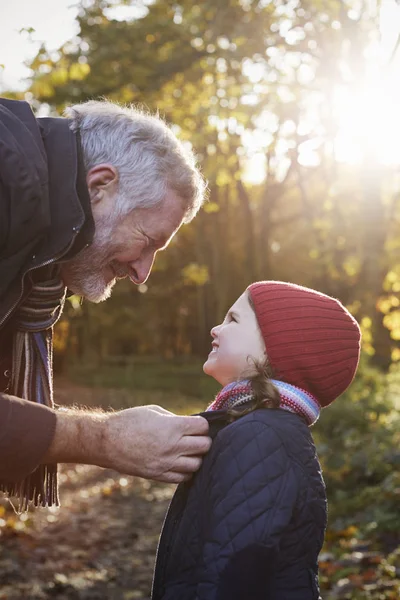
[42,408,109,467]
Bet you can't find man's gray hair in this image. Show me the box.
[64,100,207,222]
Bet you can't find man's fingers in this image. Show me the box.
[161,472,192,484]
[179,415,210,435]
[173,455,203,474]
[180,434,212,456]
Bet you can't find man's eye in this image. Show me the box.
[147,236,160,250]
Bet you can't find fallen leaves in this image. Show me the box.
[0,464,398,599]
[0,465,174,599]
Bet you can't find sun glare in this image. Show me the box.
[334,77,400,166]
[244,1,400,184]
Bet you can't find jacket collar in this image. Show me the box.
[195,410,231,440]
[0,102,95,326]
[37,117,95,263]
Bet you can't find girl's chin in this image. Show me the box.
[203,356,219,378]
[203,361,227,387]
[203,358,212,375]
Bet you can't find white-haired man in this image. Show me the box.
[0,97,210,510]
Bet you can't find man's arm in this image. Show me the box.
[0,393,57,482]
[1,394,211,484]
[43,404,211,483]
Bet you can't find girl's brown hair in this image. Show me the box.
[227,292,281,420]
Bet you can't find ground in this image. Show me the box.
[0,465,172,600]
[0,380,399,599]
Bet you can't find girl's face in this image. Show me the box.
[203,291,266,386]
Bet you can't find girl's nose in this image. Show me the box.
[211,325,220,338]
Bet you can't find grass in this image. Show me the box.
[59,357,219,414]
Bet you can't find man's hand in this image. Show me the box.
[43,405,211,483]
[101,405,211,483]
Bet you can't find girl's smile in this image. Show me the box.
[203,291,266,386]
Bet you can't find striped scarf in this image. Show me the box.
[1,275,67,511]
[206,379,321,426]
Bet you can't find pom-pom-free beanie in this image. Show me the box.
[247,281,361,406]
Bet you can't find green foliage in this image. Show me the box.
[11,1,399,554]
[23,0,398,363]
[314,361,400,535]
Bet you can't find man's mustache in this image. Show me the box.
[109,260,131,280]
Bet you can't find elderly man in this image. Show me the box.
[0,97,210,510]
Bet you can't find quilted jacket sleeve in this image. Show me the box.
[197,416,299,600]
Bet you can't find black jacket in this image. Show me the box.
[152,408,327,600]
[0,98,94,482]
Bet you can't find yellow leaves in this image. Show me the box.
[69,62,91,81]
[183,116,197,131]
[361,316,372,329]
[233,36,248,47]
[392,347,400,362]
[360,316,375,356]
[376,295,400,341]
[30,61,90,98]
[53,320,70,353]
[216,169,231,186]
[119,85,137,103]
[378,295,400,315]
[384,269,400,293]
[383,311,400,341]
[51,67,69,86]
[203,201,220,213]
[31,78,55,99]
[67,295,82,310]
[182,263,209,286]
[102,486,113,497]
[342,255,361,277]
[335,525,359,539]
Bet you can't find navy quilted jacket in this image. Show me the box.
[152,408,327,600]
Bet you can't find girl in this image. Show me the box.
[152,281,361,600]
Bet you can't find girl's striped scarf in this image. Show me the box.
[206,379,321,426]
[0,275,67,511]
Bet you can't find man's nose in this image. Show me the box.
[129,252,156,285]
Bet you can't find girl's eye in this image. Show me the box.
[229,314,237,323]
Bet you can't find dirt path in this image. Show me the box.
[1,380,399,599]
[0,466,174,600]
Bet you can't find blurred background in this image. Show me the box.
[1,1,400,598]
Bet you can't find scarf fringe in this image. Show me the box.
[1,276,66,511]
[0,464,60,513]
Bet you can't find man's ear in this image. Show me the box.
[86,164,118,206]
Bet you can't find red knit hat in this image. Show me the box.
[247,281,361,407]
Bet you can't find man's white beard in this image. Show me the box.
[61,215,119,303]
